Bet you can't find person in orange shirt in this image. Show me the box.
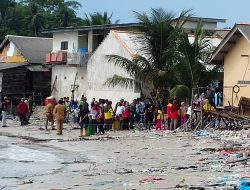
[45,102,55,130]
[53,100,66,135]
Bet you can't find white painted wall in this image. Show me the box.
[51,65,87,101]
[53,32,79,52]
[188,35,222,47]
[87,31,140,104]
[6,41,15,56]
[183,21,217,31]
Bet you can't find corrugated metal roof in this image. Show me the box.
[3,35,52,64]
[0,63,28,71]
[27,64,50,72]
[213,30,230,39]
[42,23,141,34]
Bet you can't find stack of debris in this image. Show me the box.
[30,106,45,121]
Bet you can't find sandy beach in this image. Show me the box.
[1,112,250,190]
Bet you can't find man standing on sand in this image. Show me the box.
[27,96,33,120]
[17,98,29,126]
[53,100,66,135]
[1,96,9,127]
[45,101,55,130]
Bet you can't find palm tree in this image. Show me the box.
[105,8,192,106]
[174,21,214,90]
[29,3,45,36]
[57,4,73,27]
[84,11,119,25]
[57,0,82,27]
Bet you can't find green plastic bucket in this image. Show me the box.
[86,124,96,136]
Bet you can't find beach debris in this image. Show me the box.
[175,165,198,170]
[91,180,115,186]
[18,160,34,163]
[139,177,165,184]
[114,168,135,174]
[175,184,205,189]
[19,179,33,185]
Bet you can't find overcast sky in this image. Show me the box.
[76,0,250,28]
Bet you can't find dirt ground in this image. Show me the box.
[1,113,250,190]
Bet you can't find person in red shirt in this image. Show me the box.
[17,98,29,126]
[122,102,130,130]
[166,99,173,129]
[170,100,179,130]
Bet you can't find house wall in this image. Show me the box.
[51,65,87,100]
[53,32,79,52]
[223,36,250,106]
[31,71,51,97]
[182,21,217,31]
[0,41,27,63]
[87,31,140,104]
[1,67,27,95]
[78,35,88,50]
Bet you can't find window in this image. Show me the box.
[61,41,68,50]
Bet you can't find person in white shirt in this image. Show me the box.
[186,105,192,119]
[116,103,125,117]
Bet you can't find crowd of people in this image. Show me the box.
[1,86,223,136]
[1,96,33,127]
[44,95,165,136]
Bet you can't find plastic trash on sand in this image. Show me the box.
[240,178,250,190]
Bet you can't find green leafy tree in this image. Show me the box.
[0,0,15,21]
[170,85,190,102]
[56,2,83,27]
[29,3,45,36]
[84,11,119,25]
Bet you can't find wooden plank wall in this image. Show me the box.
[2,67,27,95]
[31,71,51,97]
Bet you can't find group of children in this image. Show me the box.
[166,99,192,131]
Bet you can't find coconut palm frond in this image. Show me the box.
[104,74,135,88]
[132,54,152,69]
[173,9,194,28]
[150,8,175,24]
[106,55,143,76]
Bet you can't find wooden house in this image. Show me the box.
[0,35,52,100]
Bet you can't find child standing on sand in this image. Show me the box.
[179,102,187,125]
[155,106,163,130]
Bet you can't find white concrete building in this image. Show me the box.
[173,17,226,32]
[45,19,225,103]
[45,23,141,103]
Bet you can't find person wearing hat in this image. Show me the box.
[1,96,9,127]
[17,98,29,126]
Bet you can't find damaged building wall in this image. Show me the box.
[87,31,140,104]
[51,65,87,100]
